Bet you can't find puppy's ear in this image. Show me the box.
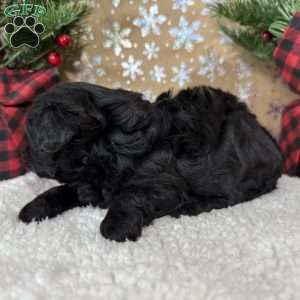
[80,94,106,131]
[27,103,77,153]
[156,90,172,102]
[27,84,108,154]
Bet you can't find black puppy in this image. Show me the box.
[19,82,282,242]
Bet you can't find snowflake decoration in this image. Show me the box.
[93,55,102,65]
[72,53,105,83]
[172,62,192,87]
[201,7,210,16]
[234,58,253,104]
[121,55,144,80]
[73,25,95,42]
[143,42,160,60]
[133,4,167,37]
[172,0,195,13]
[197,54,226,82]
[73,62,97,84]
[169,16,203,51]
[93,55,106,78]
[150,65,166,83]
[102,22,132,56]
[96,69,105,77]
[112,0,120,7]
[142,89,156,103]
[236,58,252,80]
[267,103,284,119]
[235,82,253,104]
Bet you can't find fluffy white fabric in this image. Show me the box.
[1,173,300,300]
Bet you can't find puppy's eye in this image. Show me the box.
[82,156,88,165]
[67,111,80,117]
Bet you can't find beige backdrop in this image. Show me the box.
[64,0,296,138]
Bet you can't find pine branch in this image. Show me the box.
[210,0,285,30]
[212,0,300,38]
[269,0,300,39]
[211,0,300,61]
[221,26,275,60]
[269,20,289,39]
[39,1,89,34]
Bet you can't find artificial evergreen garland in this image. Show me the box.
[211,0,300,60]
[0,0,89,70]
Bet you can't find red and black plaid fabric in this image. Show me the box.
[279,99,300,176]
[273,12,300,94]
[0,68,60,180]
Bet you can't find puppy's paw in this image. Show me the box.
[77,185,101,207]
[19,185,78,223]
[18,196,51,223]
[100,208,143,242]
[77,184,109,209]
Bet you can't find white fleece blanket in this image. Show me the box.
[1,173,300,300]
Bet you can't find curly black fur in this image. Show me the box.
[18,82,282,242]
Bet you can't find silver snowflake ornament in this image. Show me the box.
[133,4,167,37]
[169,16,203,52]
[235,82,253,104]
[172,62,192,87]
[150,65,166,83]
[143,42,160,60]
[121,55,144,81]
[102,22,132,56]
[172,0,195,13]
[142,89,156,103]
[197,54,226,82]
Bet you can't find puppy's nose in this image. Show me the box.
[39,142,60,153]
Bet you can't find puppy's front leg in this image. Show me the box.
[19,184,88,223]
[100,190,149,242]
[100,183,185,242]
[77,184,109,209]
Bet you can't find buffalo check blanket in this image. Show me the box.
[0,68,60,180]
[274,12,300,94]
[279,99,300,176]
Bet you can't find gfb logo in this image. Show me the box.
[3,2,46,48]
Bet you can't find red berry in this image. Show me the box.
[47,51,62,66]
[261,31,272,42]
[56,34,73,48]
